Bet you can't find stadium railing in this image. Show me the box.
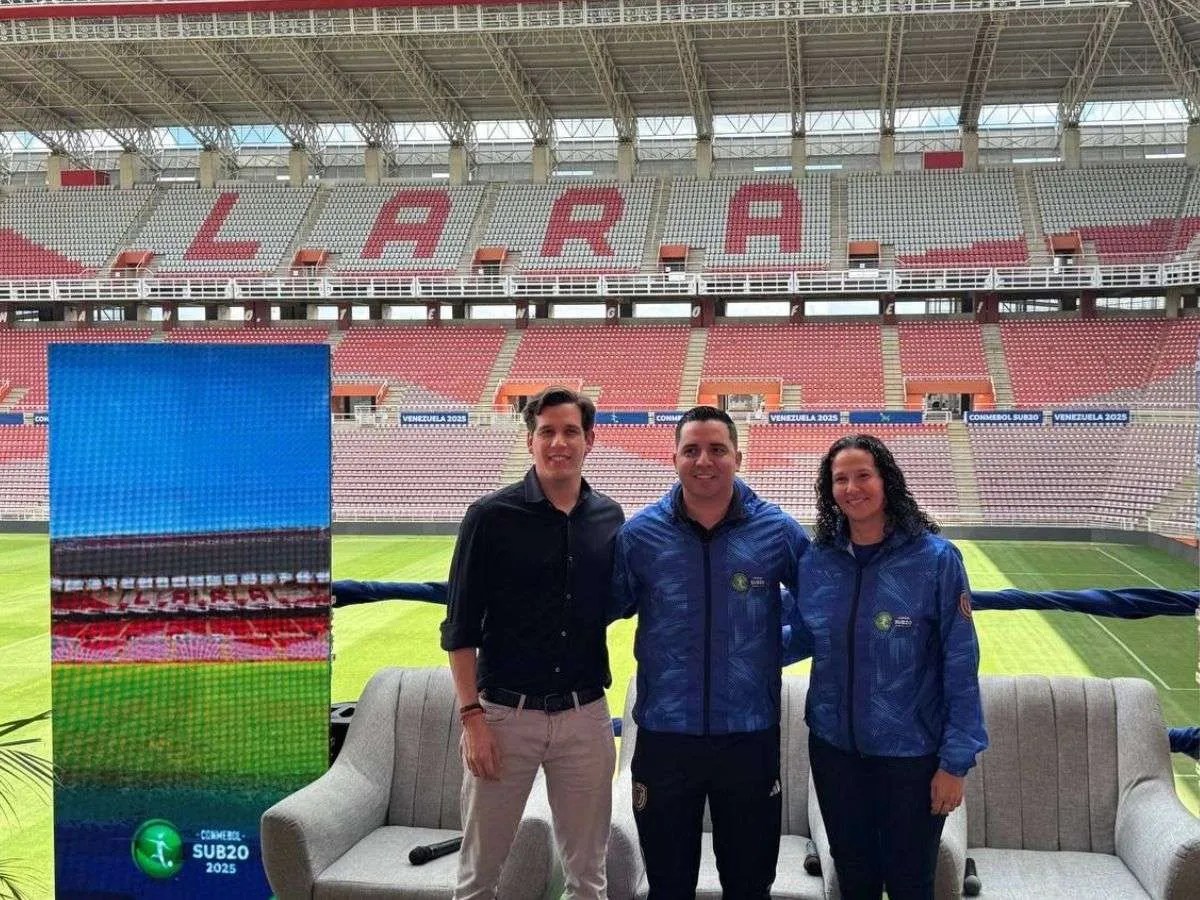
[9,260,1200,301]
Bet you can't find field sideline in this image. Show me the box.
[1,533,1197,896]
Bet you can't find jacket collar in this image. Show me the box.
[837,521,914,556]
[668,478,753,529]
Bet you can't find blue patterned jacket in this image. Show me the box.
[609,479,809,735]
[791,528,988,775]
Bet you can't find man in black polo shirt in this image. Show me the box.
[441,386,624,900]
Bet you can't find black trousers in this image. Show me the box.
[808,733,946,900]
[631,726,781,900]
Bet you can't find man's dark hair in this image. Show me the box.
[813,433,939,544]
[522,386,596,433]
[674,405,738,448]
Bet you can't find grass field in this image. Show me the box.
[52,661,328,786]
[1,532,1197,896]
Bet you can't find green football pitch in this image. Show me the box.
[1,532,1197,895]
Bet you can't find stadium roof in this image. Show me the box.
[0,0,1199,165]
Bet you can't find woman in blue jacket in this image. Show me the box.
[792,434,987,900]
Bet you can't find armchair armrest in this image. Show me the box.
[1116,777,1200,900]
[807,770,838,900]
[935,801,968,900]
[506,771,564,900]
[606,766,646,900]
[260,760,390,900]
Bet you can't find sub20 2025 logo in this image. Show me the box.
[132,819,184,880]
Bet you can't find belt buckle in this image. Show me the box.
[543,692,568,713]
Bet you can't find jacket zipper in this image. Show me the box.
[846,558,864,754]
[702,532,713,736]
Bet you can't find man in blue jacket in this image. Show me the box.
[609,406,810,899]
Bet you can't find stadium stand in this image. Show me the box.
[52,614,329,663]
[847,171,1027,267]
[896,321,990,378]
[506,324,689,408]
[332,427,514,520]
[130,184,317,275]
[964,424,1196,528]
[481,181,654,272]
[1000,318,1164,406]
[704,322,886,408]
[1032,165,1190,261]
[588,425,678,513]
[0,425,46,519]
[0,186,153,277]
[1143,316,1200,408]
[1105,423,1198,526]
[659,175,830,269]
[0,326,154,411]
[744,423,958,520]
[333,324,507,405]
[0,318,1193,536]
[164,324,332,344]
[307,184,485,275]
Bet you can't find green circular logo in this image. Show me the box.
[873,611,894,632]
[131,819,184,880]
[731,572,750,593]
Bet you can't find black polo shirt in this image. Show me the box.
[440,467,625,695]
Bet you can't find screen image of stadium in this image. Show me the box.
[0,0,1199,895]
[50,528,330,895]
[43,343,331,896]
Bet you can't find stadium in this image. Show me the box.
[0,0,1198,896]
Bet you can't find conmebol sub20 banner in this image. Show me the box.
[49,344,331,898]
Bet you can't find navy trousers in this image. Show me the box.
[631,726,782,900]
[808,733,946,900]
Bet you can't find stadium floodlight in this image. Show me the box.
[804,163,843,170]
[1145,151,1186,159]
[753,164,792,172]
[552,169,595,177]
[1012,156,1061,164]
[431,171,450,179]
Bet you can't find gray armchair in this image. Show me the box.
[261,667,560,900]
[948,675,1200,900]
[607,675,827,899]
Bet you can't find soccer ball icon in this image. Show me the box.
[131,819,184,880]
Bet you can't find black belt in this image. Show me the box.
[483,686,604,713]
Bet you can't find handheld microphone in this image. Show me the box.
[803,838,821,876]
[408,836,464,865]
[963,856,981,896]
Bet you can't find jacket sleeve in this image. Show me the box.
[608,526,640,623]
[936,543,988,776]
[333,580,448,606]
[972,587,1198,619]
[439,502,488,650]
[780,517,813,665]
[782,515,810,602]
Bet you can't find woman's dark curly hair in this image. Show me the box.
[813,433,939,545]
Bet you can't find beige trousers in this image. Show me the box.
[454,695,617,900]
